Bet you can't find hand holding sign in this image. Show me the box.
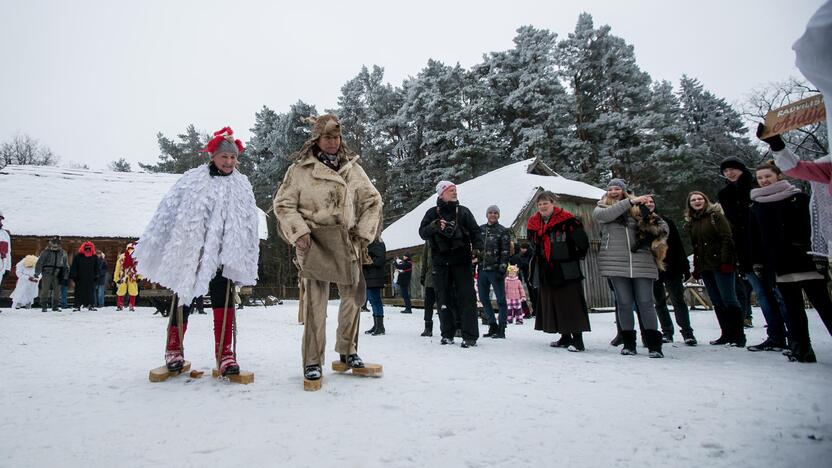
[756,123,785,152]
[760,94,826,139]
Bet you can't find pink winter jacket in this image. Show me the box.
[504,276,526,301]
[775,148,832,195]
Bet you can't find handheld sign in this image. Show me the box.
[761,94,826,139]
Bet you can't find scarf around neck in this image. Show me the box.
[527,208,575,262]
[750,180,802,203]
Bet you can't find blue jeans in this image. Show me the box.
[367,287,384,317]
[61,285,68,308]
[610,276,659,331]
[478,270,508,327]
[701,271,740,310]
[95,285,106,307]
[745,271,786,341]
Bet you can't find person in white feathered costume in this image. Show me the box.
[11,255,39,309]
[134,127,260,376]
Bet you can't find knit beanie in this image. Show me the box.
[607,178,627,191]
[436,180,456,197]
[719,157,748,173]
[486,205,500,215]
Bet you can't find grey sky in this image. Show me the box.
[0,0,823,170]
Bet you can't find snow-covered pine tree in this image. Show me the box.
[139,124,209,174]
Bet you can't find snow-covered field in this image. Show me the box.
[1,303,831,468]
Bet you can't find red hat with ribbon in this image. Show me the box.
[202,127,245,156]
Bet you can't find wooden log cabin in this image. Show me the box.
[0,165,268,304]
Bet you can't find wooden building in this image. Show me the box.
[0,165,268,301]
[381,158,615,309]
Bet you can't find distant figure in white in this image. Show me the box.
[0,210,11,296]
[134,127,260,377]
[10,255,39,309]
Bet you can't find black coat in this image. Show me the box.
[717,170,754,271]
[509,249,533,285]
[529,217,590,288]
[363,240,387,289]
[419,200,483,266]
[69,253,99,306]
[394,258,413,287]
[750,192,816,276]
[657,214,690,277]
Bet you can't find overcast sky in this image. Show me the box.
[0,0,824,170]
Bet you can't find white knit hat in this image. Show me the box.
[436,180,456,197]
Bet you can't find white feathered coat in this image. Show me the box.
[134,165,260,303]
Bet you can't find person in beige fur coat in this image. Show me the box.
[274,114,383,388]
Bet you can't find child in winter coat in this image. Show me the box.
[504,265,526,324]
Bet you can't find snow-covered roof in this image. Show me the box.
[382,158,605,252]
[0,165,268,240]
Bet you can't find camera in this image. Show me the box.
[440,219,457,237]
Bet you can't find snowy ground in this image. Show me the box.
[1,303,831,468]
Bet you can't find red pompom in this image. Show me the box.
[202,126,244,155]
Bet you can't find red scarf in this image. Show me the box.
[123,248,135,270]
[527,208,575,262]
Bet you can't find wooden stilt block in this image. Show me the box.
[211,369,255,384]
[189,370,204,378]
[148,361,191,382]
[331,360,383,377]
[304,377,322,391]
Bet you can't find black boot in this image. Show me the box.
[787,341,817,363]
[681,330,698,346]
[709,306,731,345]
[728,306,746,347]
[491,325,506,339]
[567,333,585,352]
[484,323,499,338]
[420,321,433,337]
[364,316,378,335]
[620,330,637,355]
[609,333,623,346]
[550,334,572,348]
[372,316,385,335]
[645,329,664,358]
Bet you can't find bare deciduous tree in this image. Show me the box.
[0,133,59,169]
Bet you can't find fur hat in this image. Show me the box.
[436,180,456,197]
[203,127,244,156]
[304,114,342,140]
[49,236,61,245]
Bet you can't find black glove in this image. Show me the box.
[756,123,786,152]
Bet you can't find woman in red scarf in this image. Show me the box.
[527,191,591,351]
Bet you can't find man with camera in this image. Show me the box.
[419,181,483,348]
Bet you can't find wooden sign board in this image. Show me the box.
[762,94,826,139]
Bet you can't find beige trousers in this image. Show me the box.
[301,272,366,368]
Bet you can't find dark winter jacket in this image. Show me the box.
[687,206,734,274]
[717,169,754,271]
[35,246,69,279]
[96,257,109,286]
[528,214,590,288]
[656,214,690,278]
[394,257,412,287]
[509,248,533,285]
[750,189,816,277]
[419,200,483,266]
[478,222,511,274]
[363,240,387,289]
[419,242,432,288]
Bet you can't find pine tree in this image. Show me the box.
[108,158,131,172]
[139,125,208,174]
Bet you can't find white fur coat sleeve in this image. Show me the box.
[133,166,260,303]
